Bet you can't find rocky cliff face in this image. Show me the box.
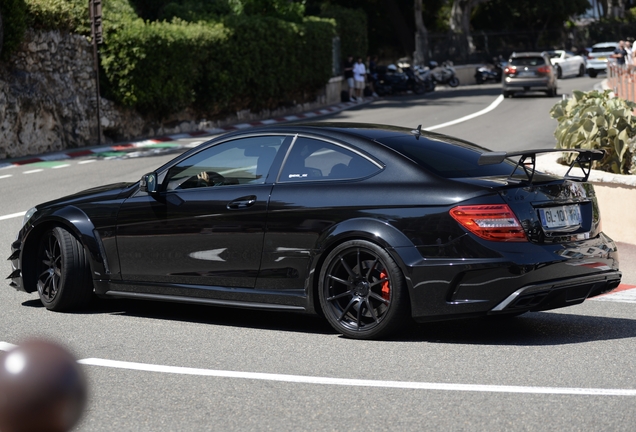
[0,30,148,159]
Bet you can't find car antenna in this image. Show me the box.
[411,124,422,140]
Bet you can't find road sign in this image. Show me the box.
[90,0,103,45]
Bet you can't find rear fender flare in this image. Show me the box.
[307,218,417,313]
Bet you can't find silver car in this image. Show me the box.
[502,51,558,98]
[586,42,619,77]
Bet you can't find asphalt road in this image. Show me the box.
[1,75,635,431]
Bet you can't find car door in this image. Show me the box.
[257,136,383,291]
[114,135,287,295]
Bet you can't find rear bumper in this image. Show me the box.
[397,232,621,322]
[503,77,552,91]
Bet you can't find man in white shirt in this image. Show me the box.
[353,57,366,102]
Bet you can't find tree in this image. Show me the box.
[413,0,428,65]
[449,0,491,60]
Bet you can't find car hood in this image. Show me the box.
[36,182,137,209]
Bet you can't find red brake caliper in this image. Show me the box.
[379,271,390,300]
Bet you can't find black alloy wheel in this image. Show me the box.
[319,240,409,339]
[556,65,563,79]
[36,227,93,311]
[578,64,586,77]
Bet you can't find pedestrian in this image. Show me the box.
[626,40,633,66]
[612,40,627,67]
[366,55,379,97]
[353,57,366,102]
[343,55,355,101]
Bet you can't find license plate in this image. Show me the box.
[517,71,535,77]
[539,205,582,230]
[598,57,607,60]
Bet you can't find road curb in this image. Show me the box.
[0,99,370,169]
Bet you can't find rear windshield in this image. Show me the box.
[592,46,616,53]
[376,135,520,179]
[509,57,545,66]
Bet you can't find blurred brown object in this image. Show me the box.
[0,339,87,432]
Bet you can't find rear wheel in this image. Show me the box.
[578,64,585,77]
[36,227,93,311]
[318,240,410,339]
[588,69,598,78]
[503,90,513,98]
[556,66,563,79]
[448,76,460,87]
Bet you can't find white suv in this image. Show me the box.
[586,42,619,77]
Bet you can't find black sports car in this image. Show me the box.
[8,123,621,339]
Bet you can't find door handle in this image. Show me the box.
[227,196,257,210]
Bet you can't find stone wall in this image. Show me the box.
[0,29,338,160]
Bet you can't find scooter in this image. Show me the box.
[429,60,460,87]
[474,58,505,84]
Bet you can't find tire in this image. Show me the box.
[448,76,460,87]
[578,64,585,77]
[36,227,93,311]
[588,69,598,78]
[556,66,562,79]
[503,90,513,98]
[318,240,410,339]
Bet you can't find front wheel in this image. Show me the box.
[448,76,460,87]
[36,227,93,311]
[318,240,410,339]
[588,69,598,78]
[578,64,585,77]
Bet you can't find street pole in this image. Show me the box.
[89,0,103,147]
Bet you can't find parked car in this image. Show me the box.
[548,50,587,78]
[8,123,621,339]
[502,51,558,97]
[586,42,619,77]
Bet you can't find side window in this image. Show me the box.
[164,136,284,191]
[279,137,380,182]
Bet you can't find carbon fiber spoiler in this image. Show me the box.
[478,148,604,183]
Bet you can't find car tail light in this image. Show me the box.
[537,66,551,74]
[504,66,516,75]
[449,205,527,242]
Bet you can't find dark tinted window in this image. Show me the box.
[377,135,519,179]
[164,136,284,190]
[592,46,617,53]
[279,137,380,182]
[509,56,546,66]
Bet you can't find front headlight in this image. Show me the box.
[22,207,37,227]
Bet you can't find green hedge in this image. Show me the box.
[100,13,335,118]
[319,5,367,61]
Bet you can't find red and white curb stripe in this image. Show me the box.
[592,284,636,303]
[0,102,360,169]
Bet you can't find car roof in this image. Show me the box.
[592,42,619,48]
[510,51,547,57]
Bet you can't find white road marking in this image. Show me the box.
[22,169,43,174]
[424,94,505,131]
[78,160,96,164]
[0,174,12,179]
[52,164,71,169]
[0,211,26,221]
[1,342,632,397]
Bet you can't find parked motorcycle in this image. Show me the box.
[474,58,505,84]
[373,64,427,96]
[429,60,460,87]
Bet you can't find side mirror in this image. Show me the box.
[140,172,159,193]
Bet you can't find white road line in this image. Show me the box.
[0,174,12,179]
[73,357,636,396]
[52,164,71,169]
[593,288,636,303]
[78,160,96,164]
[424,94,505,131]
[22,169,43,174]
[0,211,26,221]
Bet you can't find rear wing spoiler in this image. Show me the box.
[478,148,604,183]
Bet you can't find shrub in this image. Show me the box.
[319,5,367,61]
[0,0,28,60]
[550,89,636,174]
[25,0,89,33]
